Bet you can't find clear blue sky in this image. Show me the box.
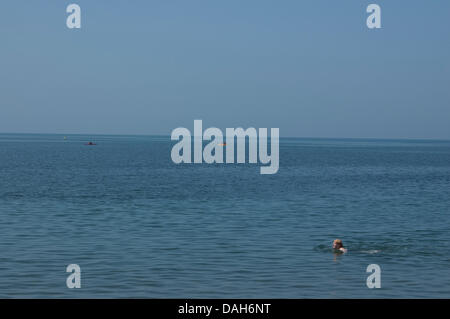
[1,1,449,138]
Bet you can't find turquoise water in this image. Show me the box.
[0,134,450,298]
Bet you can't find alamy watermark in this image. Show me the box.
[66,4,81,29]
[65,4,381,30]
[366,264,381,288]
[171,120,279,174]
[66,264,81,288]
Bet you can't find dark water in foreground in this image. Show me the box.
[0,134,450,298]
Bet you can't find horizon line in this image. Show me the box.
[0,131,449,142]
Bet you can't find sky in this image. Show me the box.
[0,0,449,139]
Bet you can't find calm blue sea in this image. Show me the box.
[0,134,450,298]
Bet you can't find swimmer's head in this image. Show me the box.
[333,239,344,249]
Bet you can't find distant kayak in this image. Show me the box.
[84,142,96,146]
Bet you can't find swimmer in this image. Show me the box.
[332,239,347,253]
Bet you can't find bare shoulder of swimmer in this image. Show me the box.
[340,247,347,253]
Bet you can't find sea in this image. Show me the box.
[0,133,449,298]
